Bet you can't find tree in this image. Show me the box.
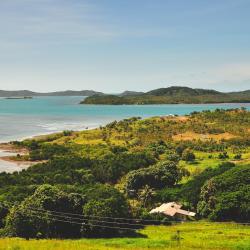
[125,161,181,194]
[138,185,155,208]
[218,151,229,159]
[181,162,235,207]
[5,185,85,238]
[81,185,131,237]
[182,149,195,162]
[197,164,250,222]
[0,205,8,228]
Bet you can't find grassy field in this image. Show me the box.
[1,222,250,250]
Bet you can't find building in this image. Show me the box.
[149,202,196,220]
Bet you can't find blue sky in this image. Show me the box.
[0,0,250,92]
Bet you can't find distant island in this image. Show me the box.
[0,90,103,97]
[2,86,250,104]
[5,96,33,100]
[81,86,250,104]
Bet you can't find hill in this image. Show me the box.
[146,86,222,96]
[0,90,103,97]
[119,90,145,97]
[81,86,250,104]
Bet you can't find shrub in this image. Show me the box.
[182,149,195,162]
[197,164,250,222]
[125,161,181,194]
[81,185,131,237]
[218,152,229,159]
[181,162,235,207]
[5,185,85,239]
[234,154,242,160]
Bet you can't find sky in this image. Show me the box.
[0,0,250,93]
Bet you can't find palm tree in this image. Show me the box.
[138,185,155,208]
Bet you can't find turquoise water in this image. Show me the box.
[0,96,249,142]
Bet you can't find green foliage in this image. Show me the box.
[234,154,242,160]
[197,164,250,221]
[182,149,195,162]
[29,144,70,160]
[82,185,131,237]
[125,161,181,194]
[92,151,156,183]
[180,162,235,207]
[137,185,156,208]
[0,206,8,228]
[5,185,85,238]
[1,109,250,239]
[63,130,73,136]
[218,151,229,159]
[81,87,250,105]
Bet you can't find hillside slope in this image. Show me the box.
[82,86,250,104]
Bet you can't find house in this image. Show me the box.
[149,202,196,220]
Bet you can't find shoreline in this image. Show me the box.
[0,124,100,144]
[0,107,248,173]
[0,143,33,173]
[0,125,101,173]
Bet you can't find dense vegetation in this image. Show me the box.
[0,108,249,239]
[81,86,250,104]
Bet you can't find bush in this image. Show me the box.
[5,185,85,239]
[0,205,8,228]
[81,185,131,237]
[197,164,250,222]
[234,154,242,160]
[181,162,235,207]
[92,151,156,183]
[63,130,73,136]
[218,152,229,159]
[125,161,181,194]
[182,149,195,162]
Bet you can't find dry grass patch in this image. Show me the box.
[173,131,237,141]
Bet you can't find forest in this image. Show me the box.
[0,108,249,239]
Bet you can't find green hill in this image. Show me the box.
[81,86,250,104]
[146,86,221,96]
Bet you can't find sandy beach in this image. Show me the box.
[0,143,33,173]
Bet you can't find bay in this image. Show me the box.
[0,96,249,142]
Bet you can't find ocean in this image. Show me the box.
[0,96,249,143]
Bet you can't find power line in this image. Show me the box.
[0,202,170,230]
[5,208,250,234]
[0,201,184,224]
[26,208,144,228]
[20,209,155,232]
[1,202,250,226]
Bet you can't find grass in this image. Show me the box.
[1,222,250,250]
[172,131,237,141]
[179,149,250,178]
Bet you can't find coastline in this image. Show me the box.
[0,104,249,173]
[0,125,100,173]
[0,143,32,173]
[0,124,100,144]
